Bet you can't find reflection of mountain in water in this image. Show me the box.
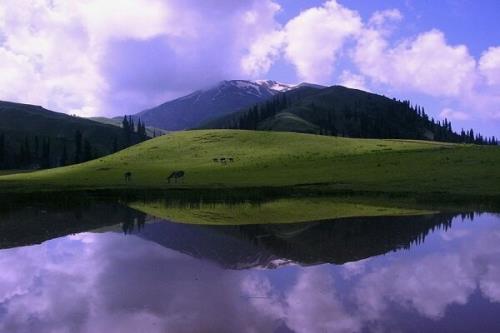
[133,213,459,269]
[0,195,469,270]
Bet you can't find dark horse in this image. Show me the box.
[124,171,132,182]
[167,171,185,183]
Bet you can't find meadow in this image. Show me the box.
[0,130,499,199]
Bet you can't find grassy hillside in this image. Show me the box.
[0,130,499,197]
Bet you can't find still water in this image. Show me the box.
[0,200,499,333]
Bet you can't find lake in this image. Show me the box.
[0,197,499,333]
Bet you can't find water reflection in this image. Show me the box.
[0,200,500,332]
[131,214,457,268]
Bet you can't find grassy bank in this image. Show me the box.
[0,130,499,198]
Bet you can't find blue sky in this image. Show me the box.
[0,0,499,136]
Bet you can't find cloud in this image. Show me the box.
[338,70,368,91]
[479,46,500,86]
[368,9,403,27]
[0,0,281,116]
[281,1,362,84]
[243,0,362,84]
[1,0,500,127]
[353,29,476,97]
[439,107,470,121]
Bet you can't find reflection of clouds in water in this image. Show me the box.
[354,216,500,322]
[340,259,369,279]
[285,267,361,333]
[354,254,475,319]
[0,215,500,332]
[0,233,281,333]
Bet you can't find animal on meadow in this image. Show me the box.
[228,157,234,162]
[220,157,226,164]
[213,158,218,163]
[167,170,185,183]
[124,171,132,182]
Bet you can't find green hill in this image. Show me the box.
[0,101,143,169]
[1,130,499,199]
[202,86,497,145]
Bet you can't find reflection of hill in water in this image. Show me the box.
[0,200,143,249]
[0,196,465,269]
[134,213,458,269]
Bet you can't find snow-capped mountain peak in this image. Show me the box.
[134,79,325,131]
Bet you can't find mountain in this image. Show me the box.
[131,80,323,131]
[0,101,141,169]
[202,85,497,144]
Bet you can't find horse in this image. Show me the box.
[220,157,226,164]
[213,158,219,163]
[124,171,132,182]
[167,170,185,183]
[228,157,234,162]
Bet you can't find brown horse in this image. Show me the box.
[124,171,132,182]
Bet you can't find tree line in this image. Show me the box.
[0,117,150,170]
[227,93,498,145]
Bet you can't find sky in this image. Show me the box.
[0,0,499,136]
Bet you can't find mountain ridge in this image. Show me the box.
[128,80,324,130]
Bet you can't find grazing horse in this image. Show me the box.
[124,171,132,182]
[213,158,219,163]
[220,157,226,164]
[167,170,185,183]
[228,157,234,162]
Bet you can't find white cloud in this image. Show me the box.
[0,0,282,116]
[439,108,470,121]
[354,29,476,97]
[282,0,362,83]
[368,9,403,27]
[479,46,500,86]
[339,70,368,91]
[242,0,362,83]
[1,0,500,126]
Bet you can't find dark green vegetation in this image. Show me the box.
[0,101,149,170]
[1,130,499,208]
[203,85,498,145]
[90,116,168,137]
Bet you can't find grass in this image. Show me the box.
[0,129,499,198]
[0,170,33,176]
[129,196,432,225]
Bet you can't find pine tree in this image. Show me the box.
[41,138,51,168]
[83,140,92,161]
[112,137,118,153]
[74,130,82,163]
[0,132,5,165]
[23,137,31,167]
[60,141,68,166]
[34,136,39,159]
